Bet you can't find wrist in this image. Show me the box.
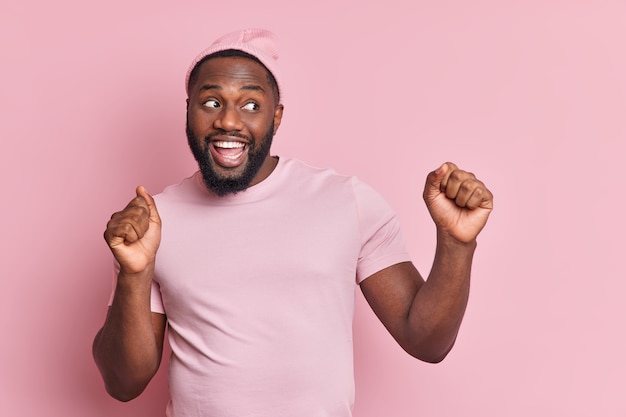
[115,254,156,276]
[436,228,478,252]
[116,263,155,292]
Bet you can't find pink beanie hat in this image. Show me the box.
[185,28,281,99]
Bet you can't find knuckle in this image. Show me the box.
[460,180,477,193]
[105,216,120,232]
[119,223,135,235]
[453,169,473,180]
[448,170,463,182]
[128,213,145,225]
[110,206,148,224]
[459,181,471,191]
[127,205,148,218]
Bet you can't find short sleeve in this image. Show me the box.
[150,280,165,314]
[352,178,411,283]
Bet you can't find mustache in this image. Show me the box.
[204,131,252,143]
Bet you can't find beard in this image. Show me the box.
[186,120,275,197]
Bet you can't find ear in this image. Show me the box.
[186,98,190,110]
[273,104,284,134]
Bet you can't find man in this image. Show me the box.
[93,28,493,416]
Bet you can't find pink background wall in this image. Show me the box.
[2,1,625,415]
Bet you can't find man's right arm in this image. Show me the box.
[92,186,165,401]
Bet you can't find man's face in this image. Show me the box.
[186,56,283,196]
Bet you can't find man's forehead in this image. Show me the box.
[198,84,266,95]
[195,56,271,85]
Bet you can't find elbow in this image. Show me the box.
[407,347,451,364]
[94,354,155,402]
[92,333,159,402]
[415,348,452,364]
[106,388,137,403]
[99,362,158,402]
[104,379,150,402]
[404,337,457,364]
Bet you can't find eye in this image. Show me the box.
[203,99,220,109]
[242,102,259,111]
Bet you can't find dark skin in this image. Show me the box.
[185,56,284,187]
[93,56,493,401]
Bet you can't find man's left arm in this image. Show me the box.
[360,162,493,363]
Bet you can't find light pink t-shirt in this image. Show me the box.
[148,158,410,417]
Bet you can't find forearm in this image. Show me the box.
[407,230,476,362]
[93,267,162,401]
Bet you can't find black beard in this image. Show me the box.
[186,121,275,197]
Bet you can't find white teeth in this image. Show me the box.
[214,141,245,149]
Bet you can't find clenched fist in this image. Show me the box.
[104,186,162,275]
[423,162,493,243]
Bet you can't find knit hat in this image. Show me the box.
[185,28,281,99]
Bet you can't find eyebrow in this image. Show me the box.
[199,84,265,93]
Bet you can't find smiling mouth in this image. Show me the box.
[210,140,249,166]
[214,140,245,149]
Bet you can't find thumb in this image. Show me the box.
[136,185,161,225]
[423,162,451,202]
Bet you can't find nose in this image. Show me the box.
[213,105,243,131]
